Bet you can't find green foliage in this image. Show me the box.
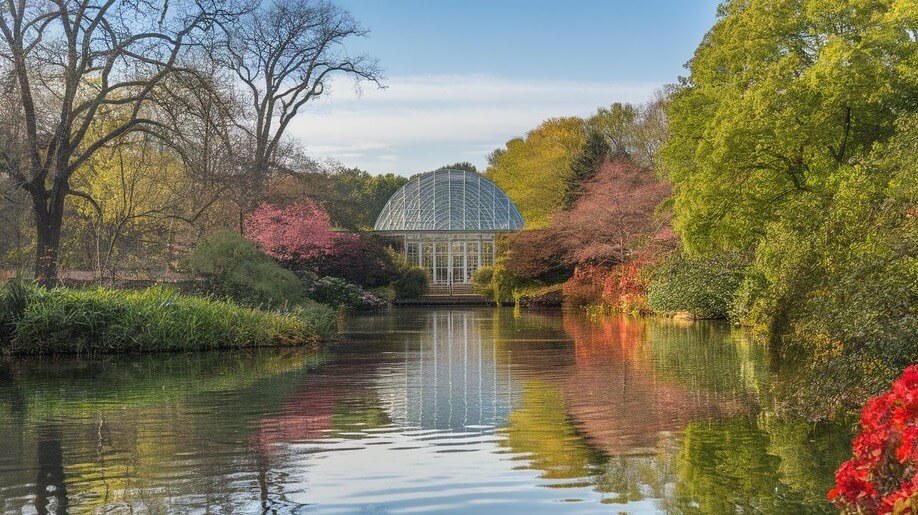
[0,275,38,340]
[288,300,338,338]
[471,266,494,298]
[563,130,610,208]
[472,259,525,305]
[386,248,429,299]
[324,168,409,230]
[744,114,918,416]
[438,162,477,173]
[646,252,747,319]
[310,276,363,308]
[183,231,303,308]
[392,266,429,299]
[486,117,586,228]
[658,0,917,417]
[661,0,917,254]
[586,102,637,157]
[2,286,335,355]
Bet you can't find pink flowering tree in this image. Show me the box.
[244,202,345,263]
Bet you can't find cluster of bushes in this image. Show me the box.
[646,252,747,319]
[561,262,651,315]
[390,253,429,299]
[185,230,412,311]
[186,212,431,312]
[183,231,304,308]
[472,261,525,305]
[0,278,335,355]
[309,276,388,310]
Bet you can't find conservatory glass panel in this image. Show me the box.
[421,242,434,279]
[435,242,449,284]
[406,242,420,266]
[481,241,494,267]
[466,242,479,281]
[373,169,524,232]
[451,241,465,283]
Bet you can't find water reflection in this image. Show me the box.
[0,308,850,513]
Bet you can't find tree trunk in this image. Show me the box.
[32,187,66,288]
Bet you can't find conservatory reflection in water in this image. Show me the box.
[373,168,524,285]
[376,310,516,430]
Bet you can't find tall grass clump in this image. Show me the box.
[0,276,38,340]
[1,286,336,355]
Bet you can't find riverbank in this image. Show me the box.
[0,280,336,355]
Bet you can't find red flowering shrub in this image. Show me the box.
[562,263,652,312]
[562,265,607,306]
[244,202,344,263]
[829,365,918,514]
[600,262,650,314]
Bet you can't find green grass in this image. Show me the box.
[0,282,337,355]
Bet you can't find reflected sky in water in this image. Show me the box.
[0,308,851,513]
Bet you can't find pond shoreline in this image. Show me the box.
[0,282,336,356]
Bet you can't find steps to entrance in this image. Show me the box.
[426,284,473,295]
[394,295,492,306]
[393,283,492,306]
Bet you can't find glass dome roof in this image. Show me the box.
[374,169,524,232]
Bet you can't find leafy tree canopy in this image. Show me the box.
[485,117,586,228]
[661,0,917,254]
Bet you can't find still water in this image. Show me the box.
[0,308,852,513]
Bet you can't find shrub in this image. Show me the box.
[183,231,303,308]
[471,266,494,299]
[829,365,918,514]
[2,286,335,355]
[309,276,389,310]
[310,276,362,308]
[601,262,650,315]
[472,262,523,304]
[244,201,338,262]
[646,252,746,319]
[355,290,389,310]
[393,266,429,299]
[562,265,606,307]
[305,234,399,288]
[385,248,429,299]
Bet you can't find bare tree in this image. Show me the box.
[0,0,233,285]
[218,0,383,232]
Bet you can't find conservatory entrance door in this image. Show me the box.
[404,235,496,286]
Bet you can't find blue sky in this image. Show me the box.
[288,0,721,175]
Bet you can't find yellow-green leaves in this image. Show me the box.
[485,117,586,229]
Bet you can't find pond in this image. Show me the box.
[0,308,852,513]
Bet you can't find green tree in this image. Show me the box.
[562,130,610,208]
[660,0,917,416]
[323,168,408,230]
[587,102,637,157]
[661,0,916,255]
[485,118,586,228]
[438,162,478,173]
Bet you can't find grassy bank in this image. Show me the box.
[0,281,336,355]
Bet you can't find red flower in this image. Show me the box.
[830,366,918,513]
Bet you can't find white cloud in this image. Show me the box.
[287,74,661,175]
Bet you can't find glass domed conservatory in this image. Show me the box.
[374,168,524,285]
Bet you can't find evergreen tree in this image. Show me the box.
[563,130,611,208]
